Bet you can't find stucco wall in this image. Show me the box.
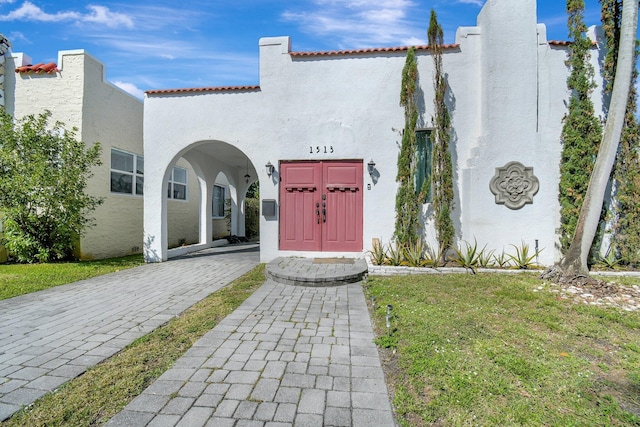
[143,0,605,265]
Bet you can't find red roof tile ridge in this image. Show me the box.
[15,62,59,74]
[146,85,261,95]
[290,44,460,57]
[548,40,598,46]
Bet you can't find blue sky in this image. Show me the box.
[0,0,614,99]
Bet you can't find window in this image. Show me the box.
[167,167,187,200]
[212,185,226,218]
[111,149,143,195]
[415,130,433,203]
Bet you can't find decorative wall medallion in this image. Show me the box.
[489,161,539,210]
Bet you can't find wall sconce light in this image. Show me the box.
[367,159,376,176]
[266,161,275,178]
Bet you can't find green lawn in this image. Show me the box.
[366,273,640,426]
[0,255,145,300]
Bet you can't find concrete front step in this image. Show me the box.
[266,257,368,286]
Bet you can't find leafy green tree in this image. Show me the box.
[558,0,603,254]
[428,9,455,259]
[0,109,103,262]
[602,0,640,267]
[559,0,638,275]
[394,47,421,247]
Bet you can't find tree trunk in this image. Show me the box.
[560,0,638,275]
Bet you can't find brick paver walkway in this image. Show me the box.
[107,278,396,426]
[0,245,259,421]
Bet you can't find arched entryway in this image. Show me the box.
[144,139,257,262]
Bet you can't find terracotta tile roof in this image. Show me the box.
[548,40,571,46]
[290,44,460,57]
[146,85,261,95]
[15,62,59,74]
[146,40,586,95]
[548,40,598,47]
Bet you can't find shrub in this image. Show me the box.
[0,110,102,262]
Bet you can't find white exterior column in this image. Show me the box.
[143,173,168,262]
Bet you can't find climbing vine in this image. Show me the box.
[603,0,640,266]
[558,0,603,253]
[394,47,421,247]
[428,10,455,257]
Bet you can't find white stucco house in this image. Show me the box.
[0,47,206,261]
[142,0,605,265]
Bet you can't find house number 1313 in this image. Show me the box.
[309,146,334,154]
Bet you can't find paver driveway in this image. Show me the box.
[0,244,259,421]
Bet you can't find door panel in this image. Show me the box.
[279,163,322,251]
[323,162,363,251]
[280,161,362,252]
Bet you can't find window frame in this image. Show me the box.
[212,184,226,218]
[110,148,144,196]
[167,166,188,201]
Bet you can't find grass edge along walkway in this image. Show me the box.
[2,264,266,427]
[0,255,146,301]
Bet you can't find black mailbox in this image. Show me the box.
[262,199,277,218]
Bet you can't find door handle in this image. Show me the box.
[322,201,326,223]
[316,202,320,224]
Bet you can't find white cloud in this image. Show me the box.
[282,0,423,47]
[113,81,144,99]
[455,0,484,5]
[83,5,134,29]
[0,1,133,29]
[6,30,28,44]
[1,1,79,22]
[402,36,426,46]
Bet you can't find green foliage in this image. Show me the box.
[507,241,542,269]
[558,0,603,253]
[595,247,622,269]
[386,242,404,266]
[0,109,103,263]
[394,47,421,247]
[403,239,425,267]
[244,197,260,239]
[428,9,455,259]
[374,334,398,349]
[604,0,640,267]
[424,243,445,268]
[368,241,386,266]
[246,181,259,199]
[477,248,496,268]
[452,239,485,272]
[492,251,512,268]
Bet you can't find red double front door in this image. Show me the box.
[279,160,363,252]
